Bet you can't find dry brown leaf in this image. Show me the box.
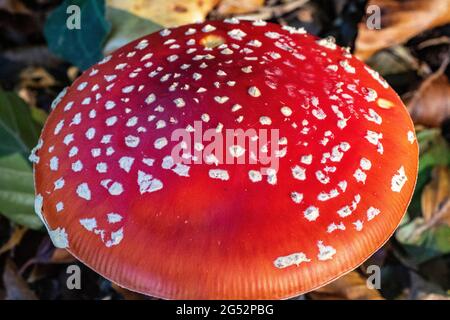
[51,248,77,264]
[0,0,31,15]
[216,0,264,16]
[107,0,220,28]
[309,271,384,300]
[407,65,450,127]
[111,283,149,300]
[0,227,27,255]
[355,0,450,60]
[19,67,56,89]
[421,166,450,227]
[422,166,450,223]
[2,259,37,300]
[420,293,450,300]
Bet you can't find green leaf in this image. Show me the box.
[408,129,450,217]
[396,217,450,264]
[0,153,43,230]
[44,0,111,70]
[0,88,41,158]
[103,7,162,54]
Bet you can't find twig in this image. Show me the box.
[235,0,310,21]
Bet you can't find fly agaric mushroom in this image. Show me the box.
[31,20,418,299]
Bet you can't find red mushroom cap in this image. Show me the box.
[32,20,418,299]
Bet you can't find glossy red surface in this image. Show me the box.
[33,20,418,299]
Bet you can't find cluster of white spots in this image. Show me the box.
[49,228,69,248]
[280,106,292,117]
[290,192,303,204]
[72,160,83,172]
[353,157,372,184]
[367,207,381,221]
[96,162,107,173]
[137,171,163,194]
[49,156,59,171]
[391,166,407,192]
[273,252,310,269]
[282,25,306,34]
[29,139,43,164]
[407,131,416,144]
[331,105,349,129]
[154,137,168,149]
[76,183,91,200]
[259,116,272,125]
[50,87,67,110]
[339,60,355,73]
[364,88,378,102]
[365,130,384,154]
[79,215,124,248]
[107,212,123,224]
[125,135,140,148]
[80,218,97,231]
[337,194,361,217]
[161,156,190,177]
[227,29,247,40]
[101,179,124,196]
[266,168,278,185]
[229,145,245,158]
[119,156,135,173]
[145,93,156,104]
[315,170,331,184]
[317,241,336,261]
[303,206,319,221]
[364,108,382,125]
[291,165,306,181]
[317,188,340,201]
[364,65,389,88]
[53,201,64,213]
[214,96,229,104]
[264,31,282,39]
[173,98,186,107]
[248,170,262,182]
[353,220,364,231]
[209,169,230,181]
[327,222,345,233]
[316,37,336,50]
[248,86,261,97]
[321,142,351,164]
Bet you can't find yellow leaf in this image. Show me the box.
[309,271,384,300]
[107,0,220,28]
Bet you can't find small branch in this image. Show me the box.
[235,0,310,21]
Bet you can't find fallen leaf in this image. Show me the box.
[0,226,27,255]
[0,0,31,15]
[3,259,37,300]
[0,87,41,158]
[309,271,384,300]
[44,0,111,70]
[111,283,148,300]
[103,7,162,55]
[406,64,450,127]
[51,248,76,264]
[355,0,450,60]
[420,293,450,300]
[396,216,450,264]
[0,153,43,229]
[216,0,264,16]
[421,166,450,225]
[19,67,56,89]
[366,45,419,76]
[106,0,219,28]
